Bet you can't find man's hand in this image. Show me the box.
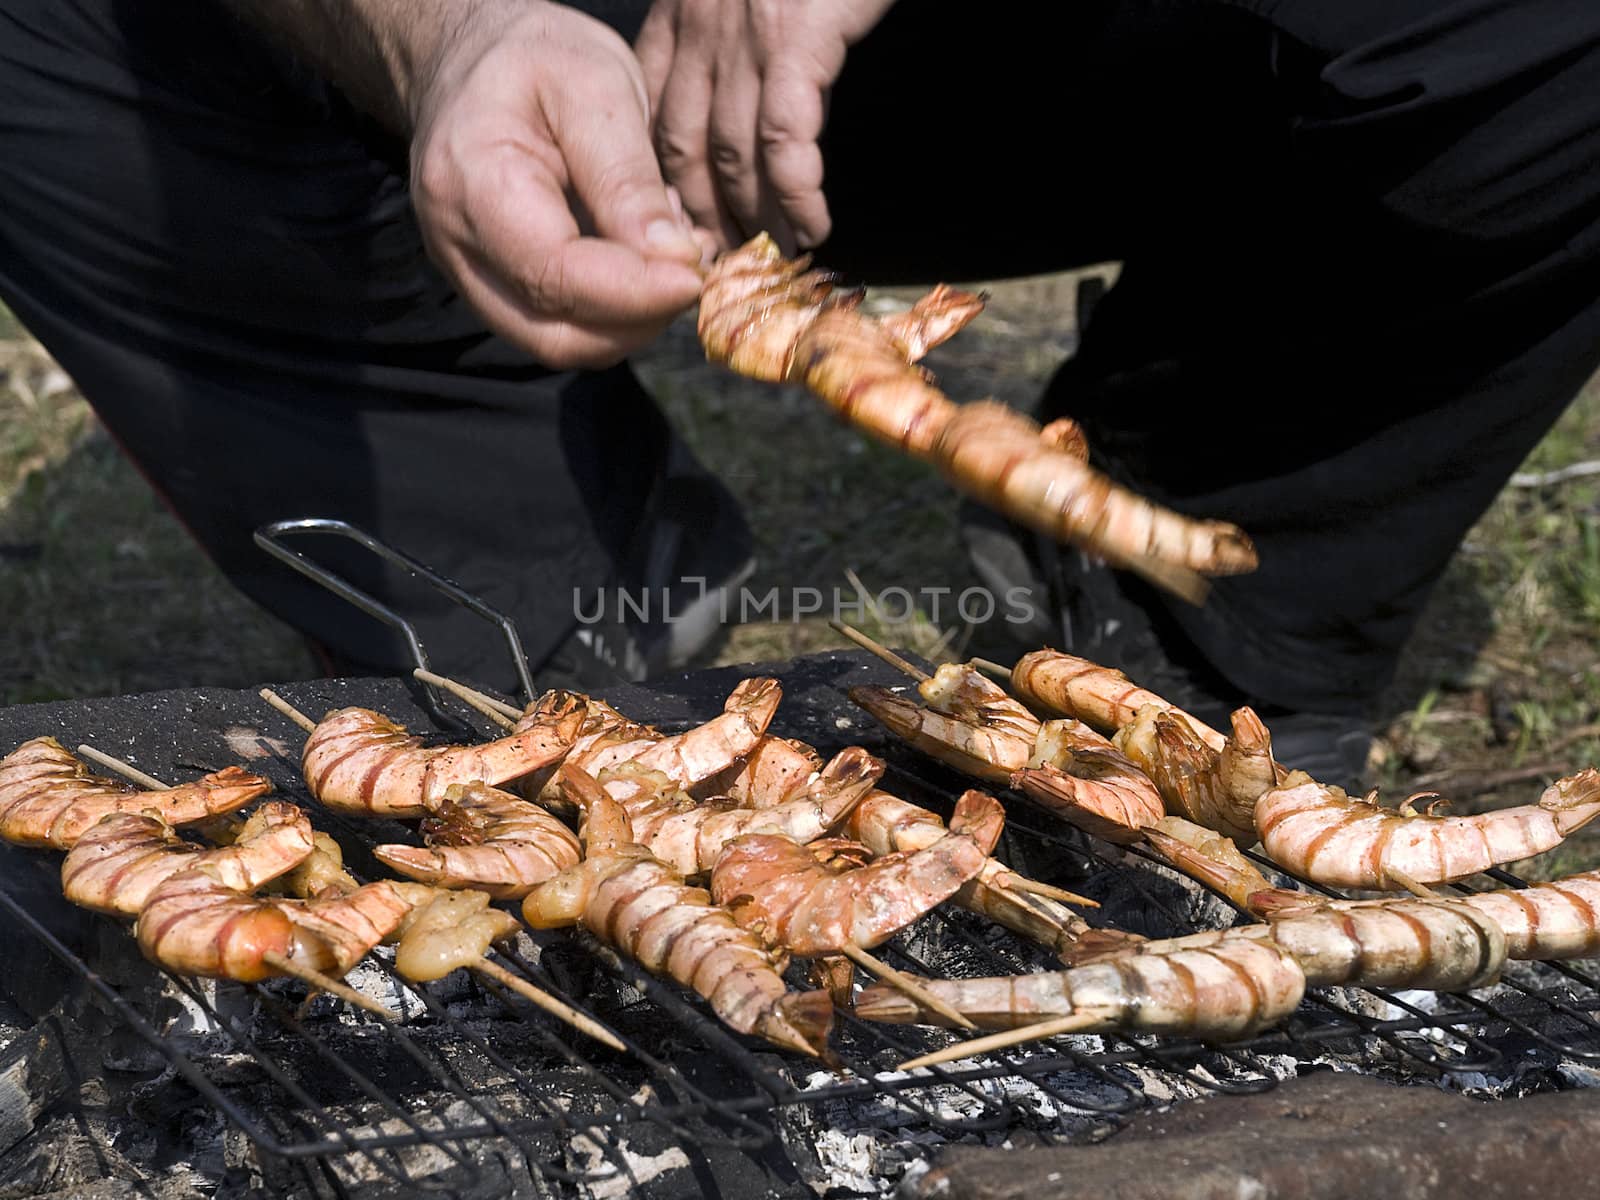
[229,0,712,369]
[636,0,896,253]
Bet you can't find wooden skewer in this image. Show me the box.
[897,1011,1102,1071]
[412,669,517,729]
[260,688,316,734]
[76,744,170,791]
[1386,869,1444,900]
[260,951,396,1020]
[828,621,930,683]
[840,944,975,1032]
[471,958,627,1052]
[78,745,245,841]
[970,658,1013,682]
[994,872,1099,909]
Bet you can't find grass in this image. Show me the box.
[2,283,1598,874]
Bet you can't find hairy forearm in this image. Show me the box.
[221,0,508,131]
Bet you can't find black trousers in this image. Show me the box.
[2,0,1597,709]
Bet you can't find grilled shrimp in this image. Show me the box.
[1139,819,1505,990]
[849,685,1031,784]
[302,697,584,818]
[1011,719,1165,844]
[1011,651,1225,748]
[522,768,833,1059]
[934,401,1257,602]
[1455,870,1600,961]
[706,736,825,807]
[616,746,882,876]
[623,677,782,787]
[852,663,1165,842]
[854,938,1304,1037]
[0,738,271,849]
[372,782,581,899]
[1255,768,1600,889]
[516,692,661,800]
[62,801,314,916]
[136,864,408,981]
[282,831,360,898]
[271,882,416,975]
[1114,706,1276,843]
[841,789,1129,962]
[700,236,1255,601]
[710,790,1005,955]
[392,888,522,981]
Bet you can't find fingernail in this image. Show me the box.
[646,219,699,257]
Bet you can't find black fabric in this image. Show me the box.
[0,0,721,690]
[1,0,1598,712]
[818,0,1600,713]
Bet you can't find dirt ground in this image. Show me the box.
[2,275,1598,874]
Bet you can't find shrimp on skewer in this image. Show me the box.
[933,400,1257,603]
[136,864,410,982]
[848,685,1032,785]
[1011,719,1165,844]
[1137,819,1506,991]
[1255,767,1600,890]
[0,738,271,849]
[62,801,315,916]
[851,661,1164,842]
[699,236,1256,602]
[703,736,825,807]
[391,888,523,982]
[854,938,1304,1038]
[1114,706,1277,843]
[302,696,585,818]
[842,789,1139,963]
[514,679,781,801]
[710,790,1005,955]
[1455,870,1600,962]
[1156,814,1600,967]
[522,768,834,1059]
[624,677,783,787]
[372,782,582,899]
[1010,650,1222,747]
[614,746,882,877]
[852,661,1040,784]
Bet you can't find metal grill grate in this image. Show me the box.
[4,678,1599,1191]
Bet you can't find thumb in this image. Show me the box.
[559,89,703,267]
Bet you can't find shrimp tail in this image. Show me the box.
[1543,768,1600,835]
[1010,757,1161,844]
[1058,927,1153,966]
[763,989,838,1063]
[877,284,987,362]
[558,766,636,849]
[1141,817,1277,912]
[948,790,1005,855]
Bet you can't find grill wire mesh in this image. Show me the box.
[3,664,1599,1195]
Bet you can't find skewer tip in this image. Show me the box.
[76,743,170,791]
[828,621,932,683]
[411,669,520,726]
[261,951,396,1020]
[896,1012,1101,1071]
[259,688,317,734]
[471,958,627,1053]
[841,944,975,1032]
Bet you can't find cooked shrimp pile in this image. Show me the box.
[7,636,1595,1069]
